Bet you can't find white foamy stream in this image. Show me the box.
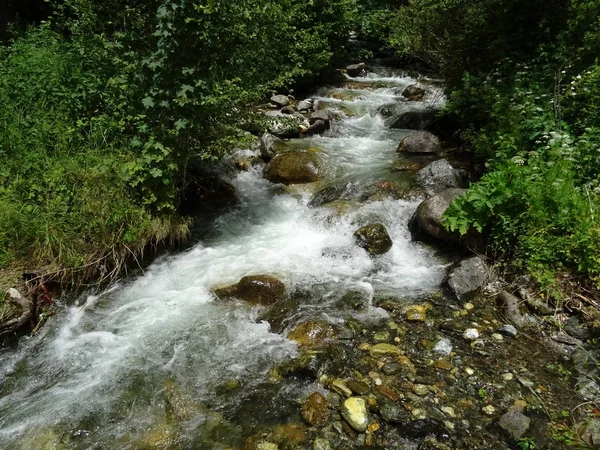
[0,69,447,448]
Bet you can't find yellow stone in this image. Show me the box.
[405,305,427,322]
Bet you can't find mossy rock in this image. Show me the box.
[288,320,334,347]
[264,152,322,185]
[236,275,286,306]
[353,223,393,255]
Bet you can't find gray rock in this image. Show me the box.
[313,438,333,450]
[389,107,438,130]
[268,120,301,139]
[260,133,281,161]
[575,418,600,447]
[310,110,330,124]
[499,324,518,338]
[444,256,488,302]
[498,291,531,328]
[564,316,592,340]
[346,63,366,78]
[499,410,530,440]
[380,404,406,423]
[409,188,467,243]
[281,105,295,115]
[397,131,441,154]
[341,397,369,432]
[415,159,464,196]
[270,94,290,107]
[297,99,312,111]
[304,119,328,136]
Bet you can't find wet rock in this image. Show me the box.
[497,291,531,328]
[389,107,439,130]
[268,119,302,139]
[400,419,446,439]
[409,188,467,243]
[313,438,334,450]
[369,343,402,358]
[271,94,290,107]
[406,305,427,322]
[260,133,282,161]
[353,223,393,255]
[235,275,286,306]
[415,159,464,196]
[347,380,371,395]
[281,105,295,115]
[258,300,298,333]
[444,256,488,302]
[380,403,407,423]
[309,183,356,207]
[341,397,369,432]
[297,99,312,112]
[499,410,530,440]
[301,392,329,427]
[180,176,237,214]
[346,63,367,78]
[264,152,322,185]
[402,83,426,101]
[137,422,178,449]
[288,320,334,347]
[393,162,422,172]
[360,180,402,202]
[397,131,441,154]
[419,436,452,450]
[310,110,330,124]
[303,119,328,136]
[433,338,453,356]
[499,324,518,338]
[164,379,197,421]
[412,384,430,396]
[463,328,479,340]
[329,378,353,398]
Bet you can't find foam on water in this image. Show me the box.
[0,69,448,447]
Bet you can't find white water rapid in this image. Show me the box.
[0,68,448,449]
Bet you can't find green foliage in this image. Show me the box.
[517,437,538,450]
[0,0,356,276]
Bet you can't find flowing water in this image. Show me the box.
[0,68,448,449]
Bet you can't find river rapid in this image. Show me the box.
[0,68,451,449]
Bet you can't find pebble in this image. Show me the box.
[441,406,456,418]
[367,422,380,433]
[373,331,390,342]
[369,343,402,358]
[406,305,427,322]
[412,384,429,396]
[313,438,333,450]
[341,397,370,432]
[382,362,402,375]
[482,405,496,415]
[491,333,504,341]
[411,408,422,417]
[330,378,353,398]
[434,359,454,371]
[433,338,453,356]
[502,373,514,381]
[347,380,370,396]
[463,328,480,340]
[465,367,475,376]
[499,324,518,338]
[464,302,475,310]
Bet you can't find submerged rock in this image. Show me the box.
[444,256,488,302]
[288,320,334,347]
[415,159,464,196]
[353,223,393,255]
[341,397,369,432]
[264,152,322,185]
[397,131,441,154]
[301,392,329,427]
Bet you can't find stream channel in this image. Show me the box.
[0,67,578,450]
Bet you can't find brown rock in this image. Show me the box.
[301,392,329,427]
[288,320,334,347]
[236,275,285,305]
[264,152,322,185]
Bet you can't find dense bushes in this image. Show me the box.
[0,0,355,279]
[383,0,600,287]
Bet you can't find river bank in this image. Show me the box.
[0,63,598,450]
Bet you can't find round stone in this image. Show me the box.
[463,328,480,340]
[341,397,369,432]
[406,305,427,322]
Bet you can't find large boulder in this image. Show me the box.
[215,275,285,306]
[310,110,330,124]
[389,107,439,130]
[444,256,488,302]
[409,188,466,244]
[260,133,281,161]
[353,223,393,255]
[415,159,464,196]
[296,99,313,112]
[303,119,328,136]
[397,131,441,154]
[402,83,426,101]
[271,94,290,107]
[346,63,367,78]
[264,152,322,185]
